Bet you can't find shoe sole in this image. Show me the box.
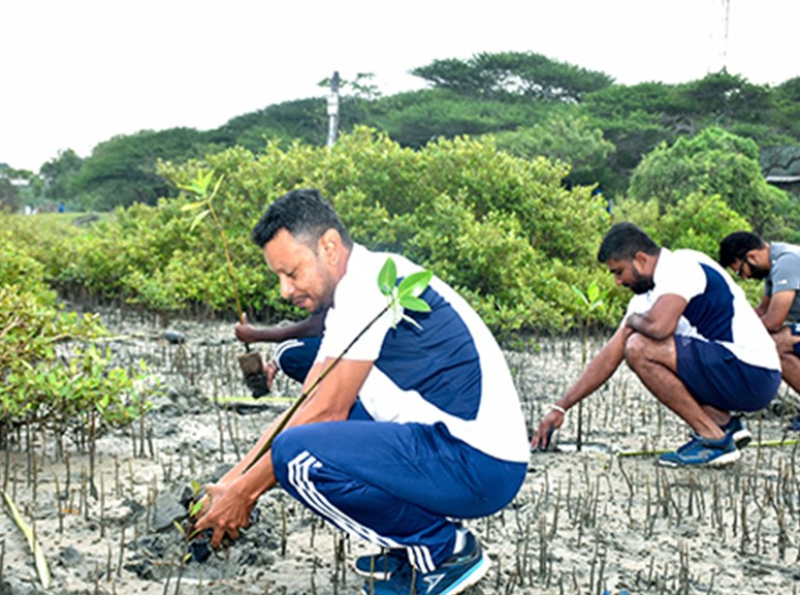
[360,553,491,595]
[732,429,752,449]
[656,448,741,468]
[354,556,402,580]
[439,552,491,595]
[355,569,393,581]
[354,567,394,581]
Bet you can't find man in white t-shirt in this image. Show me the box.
[532,222,781,467]
[720,231,800,429]
[196,189,529,595]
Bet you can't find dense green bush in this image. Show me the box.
[628,126,800,241]
[9,129,616,332]
[0,231,151,447]
[4,125,773,336]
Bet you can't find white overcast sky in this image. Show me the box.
[2,0,799,172]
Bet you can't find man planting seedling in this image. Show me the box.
[532,222,781,467]
[194,189,529,595]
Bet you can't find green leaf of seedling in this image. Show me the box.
[378,258,397,296]
[397,270,432,299]
[181,200,207,212]
[190,500,204,517]
[188,526,204,541]
[209,173,225,202]
[189,210,210,232]
[190,479,202,496]
[571,285,590,307]
[195,170,213,193]
[183,553,193,564]
[587,281,600,304]
[173,520,186,535]
[398,295,431,313]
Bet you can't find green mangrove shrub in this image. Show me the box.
[0,234,151,450]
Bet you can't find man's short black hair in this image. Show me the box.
[718,231,765,267]
[597,222,659,263]
[251,188,353,250]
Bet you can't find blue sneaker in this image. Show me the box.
[721,415,751,448]
[786,414,800,432]
[657,433,740,468]
[361,531,490,595]
[354,548,407,580]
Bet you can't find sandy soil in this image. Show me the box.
[2,306,800,595]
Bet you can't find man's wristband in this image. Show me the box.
[551,404,567,415]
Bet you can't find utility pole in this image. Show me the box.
[720,0,730,71]
[326,71,340,147]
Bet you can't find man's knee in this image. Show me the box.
[622,332,647,369]
[771,326,800,356]
[780,349,800,369]
[271,427,306,482]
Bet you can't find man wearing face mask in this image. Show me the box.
[532,222,781,467]
[719,232,800,427]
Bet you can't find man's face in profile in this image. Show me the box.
[606,256,654,295]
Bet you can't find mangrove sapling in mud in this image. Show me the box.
[570,281,607,452]
[179,169,270,398]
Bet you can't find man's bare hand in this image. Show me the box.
[235,313,259,344]
[193,480,256,548]
[531,408,565,451]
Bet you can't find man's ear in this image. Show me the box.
[632,251,648,267]
[745,248,762,266]
[632,250,657,275]
[319,229,341,263]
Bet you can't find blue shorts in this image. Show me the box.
[791,324,800,358]
[675,336,780,412]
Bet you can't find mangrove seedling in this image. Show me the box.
[179,169,243,319]
[179,169,269,396]
[570,280,608,451]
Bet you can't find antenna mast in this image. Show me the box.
[721,0,730,71]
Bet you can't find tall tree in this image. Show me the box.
[72,128,214,210]
[411,51,614,102]
[490,113,615,190]
[675,71,773,126]
[0,178,21,212]
[39,149,83,200]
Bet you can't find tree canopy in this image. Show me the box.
[411,51,614,102]
[9,50,800,231]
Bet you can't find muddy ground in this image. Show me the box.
[2,305,800,595]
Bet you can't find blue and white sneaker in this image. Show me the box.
[361,531,490,595]
[786,414,800,432]
[721,415,751,449]
[657,432,740,468]
[354,548,407,580]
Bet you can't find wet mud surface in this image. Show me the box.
[2,306,800,594]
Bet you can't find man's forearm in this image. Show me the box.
[558,331,625,410]
[625,312,669,339]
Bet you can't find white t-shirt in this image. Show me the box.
[317,244,530,464]
[625,248,779,371]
